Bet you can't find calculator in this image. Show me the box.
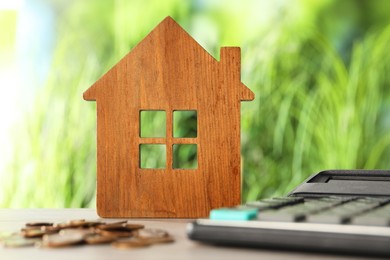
[187,170,390,256]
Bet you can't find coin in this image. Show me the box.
[136,228,169,239]
[97,229,133,238]
[141,236,175,244]
[123,224,144,231]
[22,226,59,236]
[55,219,89,229]
[97,223,144,232]
[26,222,53,227]
[41,233,85,248]
[21,226,41,232]
[54,222,75,229]
[135,228,174,244]
[96,221,128,231]
[85,234,116,245]
[22,229,47,238]
[41,225,61,233]
[112,238,150,249]
[3,235,39,248]
[59,228,94,237]
[0,231,13,241]
[2,219,173,250]
[69,219,86,227]
[80,221,103,227]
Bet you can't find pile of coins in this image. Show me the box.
[0,219,174,249]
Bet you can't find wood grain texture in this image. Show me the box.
[83,16,254,218]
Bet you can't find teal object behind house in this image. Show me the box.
[210,208,258,221]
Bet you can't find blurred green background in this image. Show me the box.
[2,0,390,207]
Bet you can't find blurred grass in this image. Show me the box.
[241,25,390,200]
[140,144,166,169]
[173,144,198,169]
[2,0,390,207]
[0,11,17,60]
[0,0,189,207]
[140,111,166,138]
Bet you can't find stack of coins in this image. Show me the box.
[0,219,174,249]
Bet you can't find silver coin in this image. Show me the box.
[41,233,84,248]
[3,235,39,248]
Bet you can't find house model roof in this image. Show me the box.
[83,16,254,102]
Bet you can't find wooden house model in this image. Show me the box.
[83,17,254,218]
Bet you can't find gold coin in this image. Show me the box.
[112,238,150,249]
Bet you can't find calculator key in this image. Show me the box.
[351,203,390,226]
[357,197,390,204]
[316,196,355,203]
[258,210,305,222]
[246,196,304,210]
[306,200,382,224]
[245,201,276,210]
[257,197,349,222]
[306,213,347,224]
[270,197,305,203]
[351,215,390,226]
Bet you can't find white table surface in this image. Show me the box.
[0,209,373,260]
